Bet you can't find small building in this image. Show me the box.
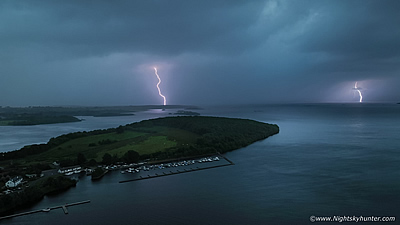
[25,174,37,179]
[5,176,23,188]
[58,166,82,174]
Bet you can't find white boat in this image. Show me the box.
[126,168,136,173]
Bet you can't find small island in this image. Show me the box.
[0,116,278,214]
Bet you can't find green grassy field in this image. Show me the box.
[0,120,12,126]
[98,136,177,161]
[30,131,145,161]
[17,127,199,165]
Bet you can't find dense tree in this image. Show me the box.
[98,139,117,145]
[59,158,75,167]
[0,176,76,213]
[102,153,113,165]
[87,159,98,166]
[91,167,106,180]
[122,150,140,163]
[116,125,125,134]
[76,153,87,165]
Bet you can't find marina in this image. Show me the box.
[119,154,234,183]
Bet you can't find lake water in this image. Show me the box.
[1,104,399,224]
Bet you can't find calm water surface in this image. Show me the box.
[2,104,399,224]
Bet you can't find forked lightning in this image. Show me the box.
[153,68,167,105]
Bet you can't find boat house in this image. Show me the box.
[58,166,82,175]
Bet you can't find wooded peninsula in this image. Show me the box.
[0,116,279,215]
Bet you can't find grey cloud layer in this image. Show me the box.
[1,0,399,106]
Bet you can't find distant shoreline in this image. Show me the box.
[0,105,200,126]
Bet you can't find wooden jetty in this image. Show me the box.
[0,200,90,220]
[220,154,235,165]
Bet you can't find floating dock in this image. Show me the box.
[119,154,234,183]
[0,200,90,220]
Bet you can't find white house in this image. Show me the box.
[5,176,23,188]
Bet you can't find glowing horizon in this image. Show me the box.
[153,67,167,105]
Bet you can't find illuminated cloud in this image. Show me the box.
[0,0,399,105]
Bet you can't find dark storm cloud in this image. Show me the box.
[0,0,265,57]
[1,0,399,106]
[291,0,400,84]
[298,1,400,59]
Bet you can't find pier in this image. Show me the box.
[0,200,90,220]
[119,154,234,183]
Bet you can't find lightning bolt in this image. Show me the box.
[354,82,363,103]
[153,67,167,105]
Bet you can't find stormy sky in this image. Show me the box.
[1,0,399,106]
